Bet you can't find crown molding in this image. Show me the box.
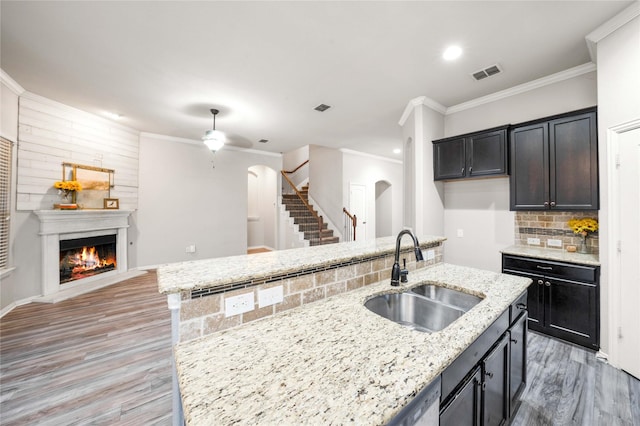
[446,63,597,115]
[398,96,447,126]
[20,91,140,135]
[141,132,282,157]
[585,1,640,62]
[0,69,25,95]
[339,148,403,164]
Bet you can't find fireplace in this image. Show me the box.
[59,234,117,284]
[35,209,141,302]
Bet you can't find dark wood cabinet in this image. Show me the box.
[502,254,599,350]
[508,313,527,417]
[509,107,598,210]
[434,126,508,181]
[440,298,527,426]
[482,335,509,426]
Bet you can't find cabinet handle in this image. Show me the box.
[537,279,544,285]
[545,281,551,287]
[485,371,494,379]
[550,201,556,207]
[510,338,518,344]
[461,167,465,175]
[544,201,549,207]
[536,265,553,271]
[516,303,527,311]
[469,166,473,173]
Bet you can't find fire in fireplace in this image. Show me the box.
[59,235,117,284]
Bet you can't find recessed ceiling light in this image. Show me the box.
[443,45,462,61]
[393,148,402,154]
[104,111,122,120]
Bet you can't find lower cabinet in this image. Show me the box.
[440,294,528,426]
[502,254,599,350]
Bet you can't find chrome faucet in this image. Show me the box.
[391,229,424,286]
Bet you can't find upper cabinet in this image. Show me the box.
[509,107,598,211]
[433,126,508,181]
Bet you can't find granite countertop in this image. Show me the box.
[158,235,446,294]
[501,245,600,266]
[173,263,531,425]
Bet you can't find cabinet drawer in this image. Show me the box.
[502,255,597,283]
[509,291,528,325]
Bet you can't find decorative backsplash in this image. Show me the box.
[515,211,599,251]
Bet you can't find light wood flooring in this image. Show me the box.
[1,273,638,426]
[0,271,172,425]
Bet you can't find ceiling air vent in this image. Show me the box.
[471,64,502,81]
[258,139,269,143]
[314,104,331,112]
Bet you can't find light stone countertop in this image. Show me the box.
[501,245,600,266]
[173,263,531,425]
[158,235,446,294]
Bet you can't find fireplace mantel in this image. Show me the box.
[34,209,142,302]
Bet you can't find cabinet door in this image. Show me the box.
[505,270,544,331]
[509,313,527,417]
[467,129,507,178]
[482,335,509,426]
[509,123,549,210]
[434,137,466,180]
[549,112,598,210]
[545,277,599,348]
[440,367,482,426]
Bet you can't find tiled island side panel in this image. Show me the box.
[177,245,443,342]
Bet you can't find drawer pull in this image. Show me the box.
[536,265,553,271]
[516,303,527,311]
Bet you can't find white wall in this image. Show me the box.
[595,14,640,358]
[442,72,598,272]
[308,145,343,230]
[282,145,309,189]
[375,181,393,238]
[133,134,282,268]
[342,150,403,240]
[15,92,140,211]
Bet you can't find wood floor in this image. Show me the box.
[0,271,173,425]
[1,273,638,426]
[512,331,640,426]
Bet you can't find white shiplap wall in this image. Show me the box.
[16,92,140,211]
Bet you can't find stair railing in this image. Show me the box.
[342,207,357,242]
[282,161,324,244]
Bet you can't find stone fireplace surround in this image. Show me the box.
[34,210,143,303]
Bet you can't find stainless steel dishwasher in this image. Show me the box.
[387,376,441,426]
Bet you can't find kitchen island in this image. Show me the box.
[165,252,530,424]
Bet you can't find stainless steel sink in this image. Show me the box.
[409,284,482,312]
[364,292,466,333]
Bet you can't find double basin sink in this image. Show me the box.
[365,284,482,333]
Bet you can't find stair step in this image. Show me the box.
[297,223,328,232]
[304,230,334,239]
[309,236,339,246]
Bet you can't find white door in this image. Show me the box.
[616,127,640,379]
[350,183,367,241]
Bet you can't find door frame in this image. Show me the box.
[606,118,640,371]
[349,183,367,241]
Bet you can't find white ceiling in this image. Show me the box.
[0,1,632,158]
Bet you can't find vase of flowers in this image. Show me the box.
[54,180,82,204]
[568,218,598,254]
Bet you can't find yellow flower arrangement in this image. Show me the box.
[568,218,598,237]
[54,180,83,192]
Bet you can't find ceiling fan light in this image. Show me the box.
[203,130,225,152]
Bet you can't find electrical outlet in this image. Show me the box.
[258,285,284,308]
[527,238,541,246]
[426,250,435,261]
[225,293,254,317]
[456,229,464,238]
[185,244,196,253]
[547,239,563,248]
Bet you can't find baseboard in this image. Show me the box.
[0,296,39,319]
[247,245,275,251]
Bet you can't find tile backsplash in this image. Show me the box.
[515,211,599,251]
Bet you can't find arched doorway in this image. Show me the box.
[247,165,277,252]
[375,180,392,237]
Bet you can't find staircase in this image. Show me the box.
[282,184,339,246]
